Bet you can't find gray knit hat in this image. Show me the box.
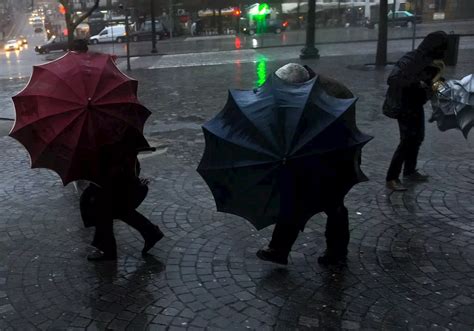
[275,63,310,83]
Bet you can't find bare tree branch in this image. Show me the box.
[72,0,100,30]
[57,0,99,48]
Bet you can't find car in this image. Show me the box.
[240,18,288,35]
[129,20,169,42]
[89,25,127,44]
[4,39,20,51]
[35,36,69,54]
[366,11,422,29]
[17,35,28,45]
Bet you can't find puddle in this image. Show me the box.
[148,121,202,133]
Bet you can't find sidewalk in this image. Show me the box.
[0,48,473,330]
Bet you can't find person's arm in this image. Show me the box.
[387,52,432,88]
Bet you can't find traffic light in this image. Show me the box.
[58,4,66,15]
[233,8,241,16]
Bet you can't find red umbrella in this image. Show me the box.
[10,51,151,185]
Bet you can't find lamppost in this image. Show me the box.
[119,3,131,70]
[300,0,319,59]
[150,0,157,53]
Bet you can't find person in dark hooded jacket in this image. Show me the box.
[385,31,448,191]
[255,63,355,266]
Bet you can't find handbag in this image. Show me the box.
[382,85,403,119]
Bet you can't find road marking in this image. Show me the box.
[184,35,236,42]
[148,49,257,69]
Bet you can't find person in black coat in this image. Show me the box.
[80,129,164,261]
[385,31,448,191]
[256,63,355,266]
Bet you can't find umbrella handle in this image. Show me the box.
[136,146,157,153]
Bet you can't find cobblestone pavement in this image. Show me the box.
[0,49,474,330]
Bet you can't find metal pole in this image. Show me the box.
[169,0,173,38]
[411,0,417,50]
[125,9,131,70]
[299,0,319,59]
[150,0,157,53]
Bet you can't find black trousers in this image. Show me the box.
[92,209,158,255]
[269,204,349,257]
[386,110,425,181]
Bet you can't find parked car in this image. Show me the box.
[35,36,68,54]
[366,11,422,29]
[4,39,20,51]
[89,25,126,44]
[129,20,169,42]
[240,18,288,35]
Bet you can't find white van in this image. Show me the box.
[89,25,126,44]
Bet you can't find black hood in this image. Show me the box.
[417,31,448,59]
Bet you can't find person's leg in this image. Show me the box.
[256,221,300,265]
[268,222,300,254]
[318,204,349,265]
[120,210,164,254]
[89,218,117,260]
[386,117,411,182]
[403,111,427,179]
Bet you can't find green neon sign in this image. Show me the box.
[255,55,268,87]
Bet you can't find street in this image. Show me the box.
[0,49,473,329]
[1,10,474,330]
[1,15,474,121]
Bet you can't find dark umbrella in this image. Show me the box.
[197,74,372,230]
[430,74,474,138]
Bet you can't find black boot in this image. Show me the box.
[317,250,347,266]
[87,250,117,261]
[256,248,288,265]
[142,225,164,255]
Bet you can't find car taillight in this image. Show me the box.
[282,21,288,27]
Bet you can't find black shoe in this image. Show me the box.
[142,226,164,255]
[403,171,429,182]
[386,179,407,191]
[256,248,288,265]
[317,252,347,266]
[87,251,117,261]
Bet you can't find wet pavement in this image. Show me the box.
[0,48,474,330]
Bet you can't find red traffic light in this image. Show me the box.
[58,4,66,15]
[233,8,241,16]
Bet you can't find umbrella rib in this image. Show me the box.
[41,66,85,103]
[63,114,89,184]
[12,107,85,132]
[290,111,339,156]
[204,128,279,160]
[92,103,149,128]
[287,89,314,154]
[30,111,86,166]
[93,80,137,104]
[199,159,278,171]
[91,56,132,104]
[14,94,84,107]
[233,103,281,157]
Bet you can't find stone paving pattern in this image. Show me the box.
[0,49,473,330]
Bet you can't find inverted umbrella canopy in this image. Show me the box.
[10,51,151,185]
[430,74,474,138]
[197,74,372,230]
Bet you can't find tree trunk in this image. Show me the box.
[59,0,99,49]
[217,8,223,34]
[375,0,388,67]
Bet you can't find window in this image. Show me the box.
[434,0,446,11]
